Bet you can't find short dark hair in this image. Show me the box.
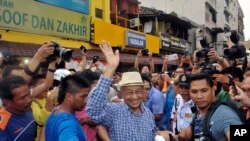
[1,65,23,78]
[190,72,214,87]
[141,74,152,88]
[221,66,244,82]
[30,74,46,87]
[79,69,100,84]
[57,74,91,104]
[0,75,28,100]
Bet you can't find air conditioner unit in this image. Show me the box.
[130,18,140,28]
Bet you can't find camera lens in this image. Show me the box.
[196,49,207,58]
[60,48,73,62]
[224,45,246,60]
[223,48,231,57]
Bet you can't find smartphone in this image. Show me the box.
[93,56,99,63]
[80,45,88,54]
[229,77,238,95]
[183,51,189,56]
[166,53,178,61]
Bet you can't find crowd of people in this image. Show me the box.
[0,37,250,141]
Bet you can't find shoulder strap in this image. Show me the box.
[174,98,179,134]
[190,111,198,141]
[203,100,246,141]
[202,101,221,141]
[220,101,246,123]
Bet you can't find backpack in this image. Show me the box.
[191,101,246,141]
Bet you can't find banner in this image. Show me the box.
[171,36,187,49]
[0,0,90,41]
[160,33,171,48]
[36,0,89,14]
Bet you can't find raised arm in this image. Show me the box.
[149,52,155,73]
[21,43,54,82]
[134,50,142,71]
[87,40,119,124]
[161,56,168,72]
[31,60,57,98]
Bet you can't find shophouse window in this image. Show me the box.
[95,8,103,19]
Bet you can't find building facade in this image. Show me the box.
[140,0,245,54]
[229,0,244,41]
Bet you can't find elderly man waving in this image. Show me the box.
[87,40,157,141]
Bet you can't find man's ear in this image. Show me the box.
[3,99,12,108]
[64,92,73,103]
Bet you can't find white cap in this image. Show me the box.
[54,69,71,81]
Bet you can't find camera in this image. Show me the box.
[141,49,148,55]
[46,41,73,62]
[223,31,246,60]
[93,55,99,63]
[201,63,217,75]
[80,45,88,54]
[195,36,212,59]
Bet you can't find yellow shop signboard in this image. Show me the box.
[0,0,90,41]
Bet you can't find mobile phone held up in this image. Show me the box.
[184,51,189,56]
[141,49,149,55]
[80,45,88,54]
[166,53,178,61]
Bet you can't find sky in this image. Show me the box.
[238,0,250,41]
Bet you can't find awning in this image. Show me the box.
[0,40,179,65]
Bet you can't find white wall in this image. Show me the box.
[140,0,205,25]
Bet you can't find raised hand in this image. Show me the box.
[36,42,54,59]
[99,40,120,78]
[137,50,143,57]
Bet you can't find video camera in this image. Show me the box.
[195,36,212,59]
[46,41,73,62]
[223,31,246,60]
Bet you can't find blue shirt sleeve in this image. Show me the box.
[151,92,164,114]
[86,76,113,124]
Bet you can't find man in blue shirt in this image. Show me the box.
[0,75,36,141]
[45,74,91,141]
[141,74,165,129]
[87,40,157,141]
